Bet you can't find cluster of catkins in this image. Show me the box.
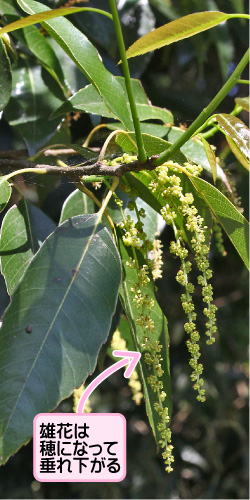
[149,160,217,402]
[105,153,219,471]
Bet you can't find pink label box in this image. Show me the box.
[33,413,126,482]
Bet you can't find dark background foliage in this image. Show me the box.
[0,0,248,498]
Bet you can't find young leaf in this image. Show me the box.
[118,236,172,448]
[0,177,11,213]
[235,96,249,112]
[199,135,217,183]
[0,199,56,295]
[226,136,249,170]
[215,114,250,164]
[0,214,121,464]
[0,6,112,36]
[59,189,95,224]
[0,37,12,112]
[189,175,249,269]
[17,0,133,130]
[125,12,247,59]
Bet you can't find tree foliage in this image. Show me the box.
[0,0,249,487]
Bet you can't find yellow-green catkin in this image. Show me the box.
[149,160,218,402]
[151,238,164,281]
[115,185,174,472]
[213,222,227,256]
[111,329,143,405]
[73,385,92,413]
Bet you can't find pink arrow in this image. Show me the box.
[77,350,141,414]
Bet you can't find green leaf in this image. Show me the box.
[51,77,173,126]
[50,84,114,121]
[17,0,133,130]
[17,25,67,97]
[190,175,249,269]
[0,177,11,213]
[0,0,19,16]
[215,114,250,163]
[0,37,12,112]
[47,37,88,95]
[199,135,217,183]
[118,235,172,448]
[235,96,249,112]
[0,214,121,464]
[0,199,56,295]
[0,5,112,36]
[3,58,63,155]
[125,11,247,59]
[59,189,95,224]
[116,127,226,179]
[116,131,186,162]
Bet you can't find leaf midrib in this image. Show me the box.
[1,214,102,440]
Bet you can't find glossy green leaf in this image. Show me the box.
[190,175,249,269]
[200,135,217,183]
[47,37,88,95]
[0,177,11,213]
[0,5,112,36]
[17,0,133,130]
[216,114,250,162]
[17,25,67,96]
[59,189,95,224]
[50,84,113,121]
[125,11,247,59]
[0,199,56,295]
[51,77,173,125]
[0,214,121,464]
[235,96,249,112]
[116,131,186,162]
[0,37,12,112]
[118,235,172,447]
[3,58,63,155]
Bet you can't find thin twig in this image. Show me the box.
[0,156,157,179]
